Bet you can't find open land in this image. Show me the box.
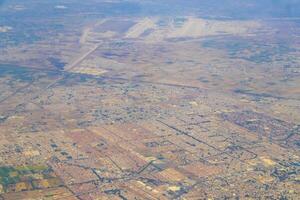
[0,0,300,199]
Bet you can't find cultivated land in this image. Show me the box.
[0,0,300,199]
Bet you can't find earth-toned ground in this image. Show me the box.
[0,0,299,199]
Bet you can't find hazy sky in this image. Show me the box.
[1,0,300,19]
